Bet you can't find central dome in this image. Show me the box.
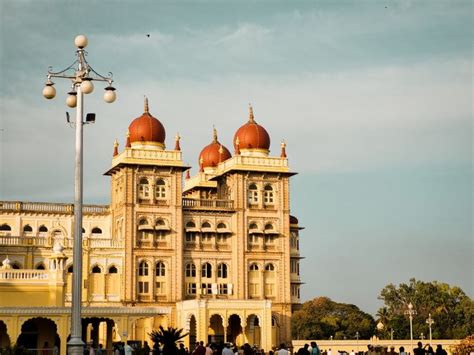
[128,98,166,148]
[234,105,270,152]
[199,128,231,169]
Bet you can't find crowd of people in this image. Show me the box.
[290,342,448,355]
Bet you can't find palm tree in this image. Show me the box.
[148,326,188,355]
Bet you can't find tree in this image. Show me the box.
[377,278,473,339]
[149,326,188,355]
[292,297,376,339]
[451,335,474,354]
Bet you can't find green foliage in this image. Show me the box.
[451,335,474,354]
[148,326,188,355]
[292,297,376,339]
[0,345,33,355]
[377,278,473,339]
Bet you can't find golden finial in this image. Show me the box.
[174,132,181,151]
[125,130,131,148]
[144,95,149,113]
[114,139,119,147]
[213,126,218,143]
[234,137,240,155]
[248,103,255,123]
[280,140,287,158]
[113,139,119,157]
[199,156,204,172]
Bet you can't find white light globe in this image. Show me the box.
[104,88,116,103]
[74,35,88,49]
[66,94,77,108]
[43,85,56,99]
[81,79,94,94]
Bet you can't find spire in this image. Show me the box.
[199,156,204,172]
[213,126,218,143]
[248,103,255,123]
[234,137,240,155]
[144,95,149,113]
[175,133,181,151]
[218,144,224,163]
[185,169,191,179]
[113,139,119,157]
[280,140,287,158]
[125,130,131,148]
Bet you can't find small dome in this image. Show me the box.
[1,256,12,269]
[199,128,231,168]
[128,97,166,148]
[290,215,299,225]
[234,105,270,152]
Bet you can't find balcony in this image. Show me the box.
[0,236,123,249]
[0,201,109,215]
[0,269,50,282]
[182,198,234,211]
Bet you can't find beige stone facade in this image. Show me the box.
[0,105,303,353]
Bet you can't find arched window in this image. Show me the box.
[265,263,275,271]
[35,263,45,270]
[11,263,21,270]
[108,266,118,274]
[201,263,212,278]
[264,184,274,204]
[217,223,226,229]
[138,178,150,199]
[92,265,102,273]
[249,263,259,271]
[39,225,48,232]
[138,261,149,276]
[185,263,196,277]
[217,263,228,279]
[156,219,165,226]
[155,179,166,199]
[91,227,102,234]
[67,265,73,273]
[82,228,86,234]
[201,221,211,229]
[265,223,274,231]
[0,224,11,231]
[139,218,148,227]
[249,223,258,231]
[156,261,166,277]
[186,221,196,229]
[248,183,258,204]
[23,225,33,232]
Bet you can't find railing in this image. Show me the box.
[0,236,51,247]
[0,201,109,215]
[182,198,234,210]
[88,238,123,248]
[0,269,49,280]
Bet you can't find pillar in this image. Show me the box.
[106,320,113,353]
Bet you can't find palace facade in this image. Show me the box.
[0,100,303,353]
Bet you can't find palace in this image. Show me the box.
[0,99,303,353]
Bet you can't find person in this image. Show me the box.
[42,342,49,355]
[222,344,234,355]
[350,350,355,355]
[276,343,289,355]
[310,342,321,355]
[90,343,96,355]
[193,342,206,355]
[399,347,408,355]
[143,341,151,355]
[327,348,332,355]
[178,343,188,355]
[424,345,434,355]
[205,343,213,355]
[414,342,425,355]
[124,342,133,355]
[97,344,104,355]
[388,346,397,355]
[435,345,447,355]
[297,344,310,355]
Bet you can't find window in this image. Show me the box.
[265,263,275,271]
[218,283,228,295]
[155,261,166,276]
[138,178,150,199]
[92,265,102,273]
[217,234,228,243]
[82,228,86,234]
[139,218,148,226]
[265,235,276,244]
[291,285,300,298]
[264,185,274,204]
[201,263,212,278]
[217,222,227,230]
[249,234,259,244]
[67,265,73,273]
[217,263,228,279]
[91,227,102,234]
[186,221,196,229]
[155,179,166,199]
[108,266,118,274]
[201,233,213,242]
[155,281,165,294]
[0,224,11,231]
[138,261,149,276]
[202,221,211,229]
[201,283,212,295]
[290,232,299,249]
[265,283,275,297]
[249,283,259,297]
[23,225,33,232]
[248,184,258,204]
[36,263,45,270]
[185,263,196,277]
[249,263,259,271]
[138,281,149,294]
[11,263,21,270]
[186,282,197,295]
[185,232,196,243]
[39,225,48,232]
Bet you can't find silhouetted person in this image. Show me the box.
[399,347,408,355]
[414,342,425,355]
[435,345,446,355]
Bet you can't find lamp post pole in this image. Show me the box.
[356,331,359,354]
[43,34,116,355]
[426,313,434,347]
[404,302,417,355]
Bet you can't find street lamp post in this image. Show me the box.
[43,34,116,355]
[426,313,434,347]
[404,302,417,354]
[355,331,359,354]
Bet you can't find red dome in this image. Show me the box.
[234,105,270,151]
[128,98,166,146]
[290,215,299,224]
[199,129,231,168]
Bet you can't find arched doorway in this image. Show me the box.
[245,314,261,348]
[17,318,60,353]
[81,317,117,351]
[0,321,10,348]
[227,314,243,346]
[208,314,224,345]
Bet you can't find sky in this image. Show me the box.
[0,0,472,315]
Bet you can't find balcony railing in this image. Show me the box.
[182,198,234,210]
[0,236,123,248]
[0,201,109,215]
[0,269,49,281]
[0,236,51,247]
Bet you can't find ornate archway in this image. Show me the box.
[245,314,261,348]
[208,314,224,344]
[17,318,60,352]
[227,314,243,346]
[0,321,10,348]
